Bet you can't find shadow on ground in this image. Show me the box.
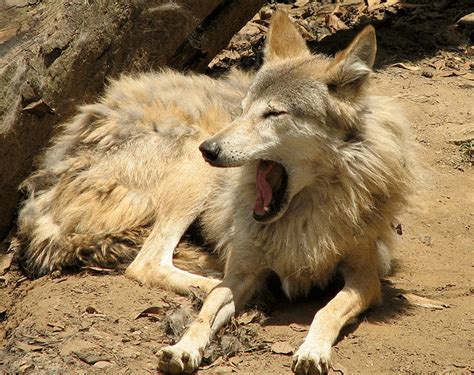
[312,1,473,68]
[259,261,413,333]
[208,1,473,75]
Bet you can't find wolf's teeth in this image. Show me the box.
[264,206,270,212]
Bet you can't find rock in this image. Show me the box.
[422,70,434,78]
[214,366,235,373]
[122,348,140,359]
[60,339,97,357]
[270,341,294,355]
[93,361,114,369]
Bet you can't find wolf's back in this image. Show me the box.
[16,69,250,277]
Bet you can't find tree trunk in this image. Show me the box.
[0,0,264,239]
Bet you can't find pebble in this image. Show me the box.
[422,70,433,78]
[93,361,114,369]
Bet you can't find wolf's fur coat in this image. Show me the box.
[17,11,417,375]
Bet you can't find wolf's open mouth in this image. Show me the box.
[253,160,288,222]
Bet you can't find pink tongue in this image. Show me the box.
[254,162,274,216]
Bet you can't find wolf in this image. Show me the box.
[16,11,416,374]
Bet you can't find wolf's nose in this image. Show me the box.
[199,141,221,162]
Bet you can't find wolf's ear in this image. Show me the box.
[326,25,377,90]
[265,11,310,62]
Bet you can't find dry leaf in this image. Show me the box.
[16,341,43,352]
[289,323,308,332]
[366,0,381,12]
[47,322,65,331]
[325,14,349,32]
[398,293,450,309]
[461,72,474,81]
[294,0,309,7]
[271,341,294,355]
[242,24,261,36]
[391,63,420,71]
[52,277,67,283]
[74,350,112,365]
[229,357,243,367]
[0,252,13,275]
[439,71,465,78]
[22,99,54,115]
[17,363,33,372]
[428,60,445,70]
[367,0,400,12]
[250,22,268,34]
[134,305,164,320]
[200,356,225,370]
[237,310,259,325]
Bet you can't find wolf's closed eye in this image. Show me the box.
[263,110,287,119]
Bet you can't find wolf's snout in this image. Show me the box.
[199,141,221,163]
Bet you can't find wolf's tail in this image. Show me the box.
[174,242,223,278]
[16,227,148,277]
[16,227,223,279]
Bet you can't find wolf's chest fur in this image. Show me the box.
[252,192,343,298]
[203,173,343,299]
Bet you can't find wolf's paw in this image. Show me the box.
[157,344,201,374]
[291,342,331,375]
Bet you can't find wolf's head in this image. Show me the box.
[200,11,377,224]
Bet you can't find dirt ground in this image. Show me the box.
[1,1,473,374]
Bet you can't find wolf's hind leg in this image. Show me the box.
[125,212,220,295]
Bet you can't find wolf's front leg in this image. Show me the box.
[157,270,260,374]
[292,266,381,375]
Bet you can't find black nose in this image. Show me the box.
[199,141,220,162]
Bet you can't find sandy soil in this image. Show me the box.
[1,1,473,374]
